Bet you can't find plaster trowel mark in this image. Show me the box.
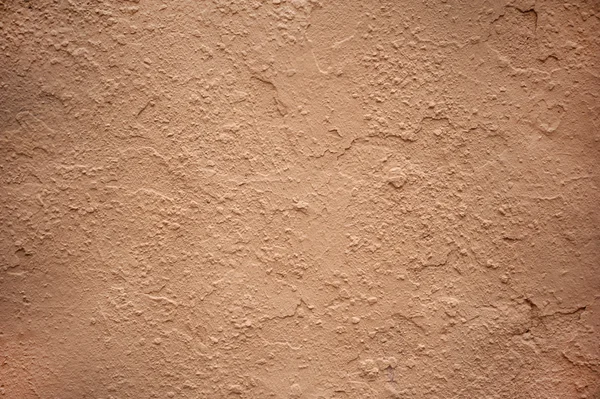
[251,76,288,116]
[507,5,538,32]
[136,99,155,117]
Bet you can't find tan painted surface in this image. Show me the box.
[1,0,599,398]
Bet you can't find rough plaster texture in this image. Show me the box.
[1,0,600,398]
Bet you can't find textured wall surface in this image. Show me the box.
[1,0,599,398]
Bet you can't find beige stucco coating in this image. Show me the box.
[1,0,600,398]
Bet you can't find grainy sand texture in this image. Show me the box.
[1,0,600,398]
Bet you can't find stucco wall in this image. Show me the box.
[1,0,599,398]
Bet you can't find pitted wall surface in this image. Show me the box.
[1,1,599,398]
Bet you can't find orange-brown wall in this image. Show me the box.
[1,0,599,397]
